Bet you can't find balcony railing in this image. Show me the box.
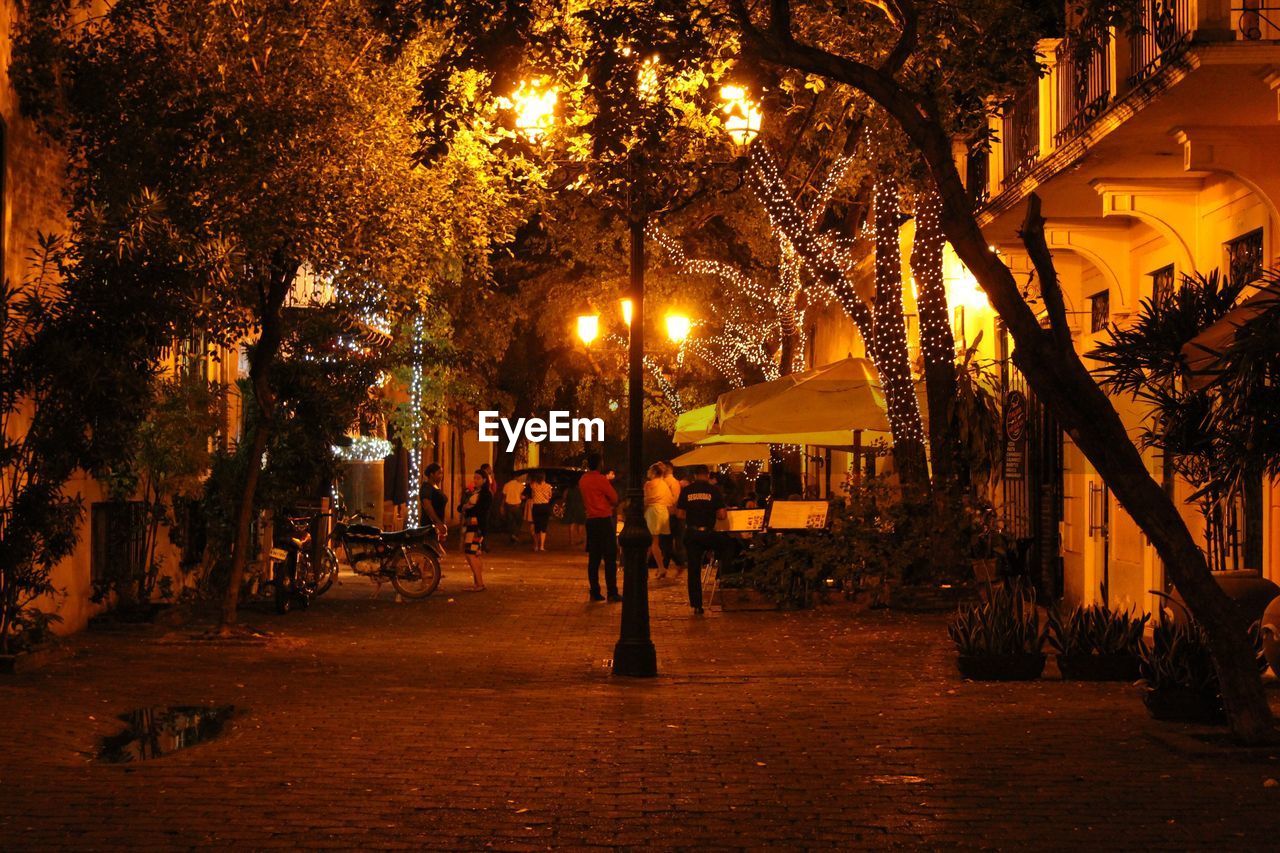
[1001,86,1040,185]
[984,3,1280,199]
[1235,3,1280,39]
[1055,28,1111,148]
[1130,0,1194,87]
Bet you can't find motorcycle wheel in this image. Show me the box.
[390,547,442,599]
[313,547,340,598]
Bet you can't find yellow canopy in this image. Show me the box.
[670,443,770,467]
[672,403,717,444]
[705,357,891,447]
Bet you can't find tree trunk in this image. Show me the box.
[873,179,929,491]
[911,189,960,492]
[750,149,929,490]
[219,263,293,630]
[739,20,1274,742]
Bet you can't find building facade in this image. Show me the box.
[812,0,1280,616]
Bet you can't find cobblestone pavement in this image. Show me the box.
[4,543,1280,851]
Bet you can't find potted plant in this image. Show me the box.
[1047,601,1148,681]
[1137,616,1226,724]
[1136,597,1267,724]
[948,578,1047,680]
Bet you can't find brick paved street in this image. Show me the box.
[3,544,1280,850]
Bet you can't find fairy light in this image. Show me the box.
[333,435,393,464]
[912,189,956,381]
[648,219,822,382]
[749,144,929,455]
[748,145,873,338]
[872,180,926,449]
[601,333,685,414]
[405,315,425,528]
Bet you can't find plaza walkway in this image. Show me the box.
[3,543,1280,850]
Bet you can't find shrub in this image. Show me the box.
[1047,603,1148,658]
[948,578,1045,656]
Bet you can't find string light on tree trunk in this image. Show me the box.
[912,190,956,372]
[872,179,927,455]
[405,315,425,528]
[749,143,929,473]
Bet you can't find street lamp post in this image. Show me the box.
[613,188,657,676]
[508,78,761,679]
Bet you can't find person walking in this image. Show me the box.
[675,464,729,615]
[643,463,673,577]
[501,475,525,543]
[661,461,687,574]
[578,452,620,602]
[461,469,491,591]
[528,472,553,552]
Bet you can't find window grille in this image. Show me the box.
[1089,290,1110,333]
[1226,228,1264,286]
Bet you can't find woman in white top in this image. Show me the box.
[643,463,674,576]
[527,472,554,552]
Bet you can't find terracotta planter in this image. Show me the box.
[956,653,1045,681]
[1142,687,1225,725]
[1056,653,1141,682]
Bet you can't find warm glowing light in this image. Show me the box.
[637,55,662,102]
[665,313,692,343]
[620,298,633,327]
[949,266,990,312]
[508,82,557,143]
[720,85,763,148]
[577,314,599,345]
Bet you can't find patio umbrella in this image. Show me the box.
[672,403,717,444]
[670,443,770,467]
[703,357,892,447]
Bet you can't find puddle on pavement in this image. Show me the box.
[98,705,236,763]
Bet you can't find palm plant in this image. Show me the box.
[1090,270,1270,572]
[951,332,1002,497]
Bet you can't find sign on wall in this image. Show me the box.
[1004,389,1027,481]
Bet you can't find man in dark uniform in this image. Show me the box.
[675,464,730,615]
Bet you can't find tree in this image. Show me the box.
[730,0,1274,741]
[0,240,79,652]
[15,0,531,627]
[100,373,223,609]
[750,145,932,490]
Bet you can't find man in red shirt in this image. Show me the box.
[578,452,620,602]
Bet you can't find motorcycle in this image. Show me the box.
[270,514,322,614]
[327,511,443,599]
